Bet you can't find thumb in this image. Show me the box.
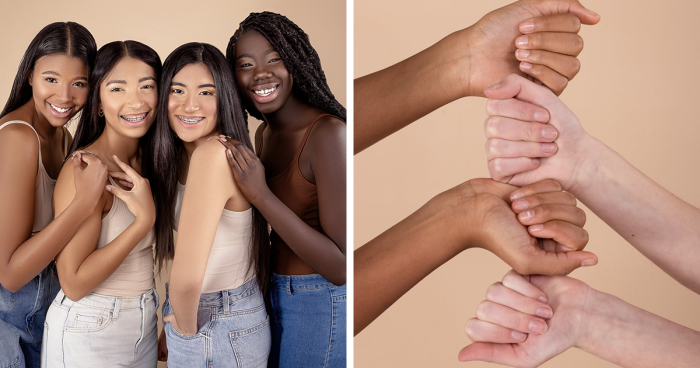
[72,152,82,171]
[485,74,559,109]
[522,249,598,276]
[105,184,128,200]
[458,342,518,365]
[566,0,601,25]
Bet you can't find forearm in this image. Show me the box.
[579,287,700,368]
[255,191,346,285]
[1,200,90,292]
[354,29,470,154]
[168,275,203,335]
[572,138,700,292]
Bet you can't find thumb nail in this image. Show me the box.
[485,82,502,91]
[581,259,597,267]
[586,8,598,16]
[105,185,112,192]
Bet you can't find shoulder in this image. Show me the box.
[254,122,265,152]
[0,121,40,154]
[190,138,229,169]
[187,139,239,200]
[307,115,346,157]
[53,156,78,206]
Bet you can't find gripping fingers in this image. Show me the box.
[519,13,582,35]
[486,98,550,124]
[511,191,577,214]
[485,282,552,318]
[501,270,548,302]
[515,32,584,57]
[465,318,528,343]
[516,49,581,80]
[485,115,558,142]
[529,221,589,251]
[510,179,564,200]
[486,139,557,160]
[475,300,548,335]
[519,62,570,96]
[488,157,541,182]
[517,203,586,227]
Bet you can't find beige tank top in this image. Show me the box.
[91,177,155,297]
[0,120,67,234]
[173,181,253,294]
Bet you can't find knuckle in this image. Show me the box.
[571,35,584,55]
[570,58,582,77]
[577,208,587,226]
[486,99,499,116]
[568,14,582,32]
[485,283,501,301]
[464,319,478,338]
[528,33,541,48]
[525,122,538,141]
[484,117,500,138]
[555,78,568,96]
[491,160,506,177]
[485,139,499,156]
[544,179,563,192]
[475,300,492,320]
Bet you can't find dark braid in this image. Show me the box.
[226,11,346,122]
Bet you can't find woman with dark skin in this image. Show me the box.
[221,12,346,368]
[0,22,106,368]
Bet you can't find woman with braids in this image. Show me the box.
[222,11,346,367]
[151,42,270,368]
[43,40,160,367]
[0,22,106,368]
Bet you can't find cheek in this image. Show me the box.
[73,88,89,107]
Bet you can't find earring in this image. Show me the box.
[98,109,104,117]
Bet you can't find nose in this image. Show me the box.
[126,88,144,110]
[252,64,272,81]
[57,83,71,104]
[184,93,198,113]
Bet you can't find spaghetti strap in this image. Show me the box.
[293,114,332,161]
[0,120,42,165]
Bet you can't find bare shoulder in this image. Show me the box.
[307,115,346,156]
[190,138,229,170]
[0,121,40,157]
[54,156,78,204]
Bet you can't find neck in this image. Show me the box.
[91,121,142,171]
[28,99,59,140]
[262,94,320,131]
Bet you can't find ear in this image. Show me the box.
[28,71,33,86]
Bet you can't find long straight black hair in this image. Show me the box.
[151,43,271,296]
[1,22,96,118]
[68,41,162,160]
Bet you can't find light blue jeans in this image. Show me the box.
[268,273,346,368]
[41,288,158,368]
[162,278,270,368]
[0,263,59,368]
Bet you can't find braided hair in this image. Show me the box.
[226,11,345,122]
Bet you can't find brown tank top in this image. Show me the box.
[257,115,331,275]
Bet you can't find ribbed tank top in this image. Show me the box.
[173,181,254,294]
[91,177,155,297]
[0,120,67,234]
[257,114,332,275]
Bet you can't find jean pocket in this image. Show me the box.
[0,319,20,368]
[64,305,112,332]
[165,319,206,341]
[230,316,271,368]
[0,285,15,314]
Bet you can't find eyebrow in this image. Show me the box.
[171,81,216,89]
[105,76,155,86]
[235,49,278,61]
[41,70,88,81]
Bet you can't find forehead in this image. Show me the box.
[173,63,214,85]
[34,54,87,76]
[236,30,276,58]
[102,57,155,84]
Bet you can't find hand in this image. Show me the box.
[157,328,168,361]
[484,73,597,191]
[163,313,195,337]
[459,270,593,367]
[71,151,108,212]
[463,0,600,96]
[217,137,271,206]
[104,155,155,227]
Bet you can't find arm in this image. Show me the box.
[484,74,700,293]
[220,118,346,285]
[460,270,700,368]
[53,155,154,301]
[354,179,595,334]
[0,126,106,292]
[354,0,600,153]
[167,141,242,335]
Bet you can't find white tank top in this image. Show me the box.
[0,120,67,234]
[173,181,254,294]
[91,177,155,296]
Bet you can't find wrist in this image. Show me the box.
[435,28,473,99]
[66,197,95,222]
[426,182,479,255]
[574,285,613,354]
[566,135,606,196]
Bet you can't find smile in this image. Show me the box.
[120,112,149,127]
[177,115,204,125]
[49,103,73,114]
[253,85,278,97]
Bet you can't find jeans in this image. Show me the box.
[162,278,270,368]
[0,264,59,368]
[41,288,158,368]
[268,273,346,368]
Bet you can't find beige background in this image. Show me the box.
[355,1,700,367]
[0,1,345,367]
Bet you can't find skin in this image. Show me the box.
[161,63,252,338]
[354,0,600,154]
[460,270,700,367]
[0,54,106,292]
[483,74,700,294]
[52,57,157,301]
[223,30,346,285]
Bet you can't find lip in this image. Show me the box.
[176,115,205,128]
[46,102,75,118]
[250,83,280,104]
[120,112,149,127]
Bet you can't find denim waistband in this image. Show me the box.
[56,287,157,316]
[165,277,259,308]
[271,273,343,291]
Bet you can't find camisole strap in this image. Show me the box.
[0,121,42,167]
[292,114,332,162]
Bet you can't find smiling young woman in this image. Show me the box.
[0,22,107,368]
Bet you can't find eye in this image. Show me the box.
[199,90,214,96]
[239,62,253,68]
[73,81,87,87]
[110,87,124,92]
[268,58,281,63]
[45,77,57,83]
[141,84,155,90]
[171,88,183,94]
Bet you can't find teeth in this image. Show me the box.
[121,113,148,123]
[49,103,71,113]
[178,116,204,124]
[253,86,277,97]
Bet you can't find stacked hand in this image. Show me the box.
[104,155,156,228]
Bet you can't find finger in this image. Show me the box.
[163,314,173,323]
[486,98,549,123]
[484,115,558,142]
[517,204,586,227]
[458,342,524,365]
[108,170,134,184]
[519,62,570,96]
[510,179,565,200]
[119,180,134,189]
[79,152,101,166]
[514,248,598,276]
[488,157,540,183]
[111,155,140,181]
[564,1,601,26]
[512,192,577,214]
[516,49,581,80]
[485,282,552,318]
[218,136,237,152]
[465,318,528,344]
[236,143,257,164]
[501,270,548,303]
[105,184,127,200]
[226,149,243,175]
[486,139,558,160]
[515,32,584,56]
[229,145,249,168]
[529,221,589,251]
[519,13,582,34]
[475,300,548,335]
[72,152,82,171]
[484,73,560,107]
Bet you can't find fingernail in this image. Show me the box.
[485,82,502,91]
[510,191,523,201]
[227,149,233,159]
[542,127,557,140]
[512,200,528,211]
[537,296,548,304]
[531,158,541,166]
[534,111,548,123]
[587,8,598,16]
[520,210,534,220]
[520,21,534,33]
[528,320,547,333]
[529,224,544,232]
[516,49,530,60]
[581,259,597,267]
[511,330,527,341]
[536,307,553,319]
[541,143,557,153]
[520,61,532,70]
[516,35,529,47]
[105,186,112,192]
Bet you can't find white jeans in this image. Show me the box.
[41,288,158,368]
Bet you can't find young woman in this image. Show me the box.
[0,22,106,368]
[151,42,270,368]
[223,12,346,367]
[42,40,160,367]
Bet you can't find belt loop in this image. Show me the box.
[223,290,230,314]
[287,276,293,297]
[113,298,121,320]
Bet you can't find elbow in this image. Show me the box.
[62,286,89,302]
[328,262,346,286]
[0,271,25,293]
